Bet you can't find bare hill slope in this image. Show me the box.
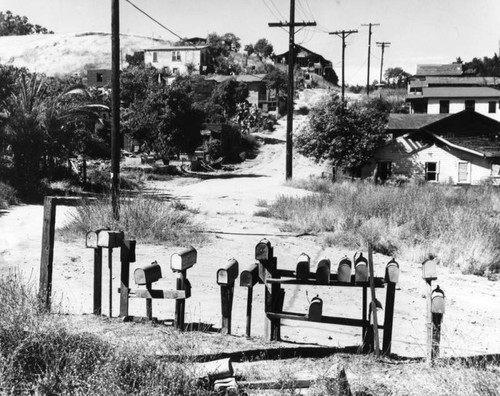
[0,32,172,76]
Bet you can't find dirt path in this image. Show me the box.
[1,112,499,359]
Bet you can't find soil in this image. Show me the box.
[0,108,499,361]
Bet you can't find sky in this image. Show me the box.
[2,0,500,85]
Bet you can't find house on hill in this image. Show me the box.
[144,45,211,75]
[362,111,500,185]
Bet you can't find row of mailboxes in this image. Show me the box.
[86,229,124,249]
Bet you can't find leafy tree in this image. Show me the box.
[210,79,248,119]
[244,44,254,56]
[384,67,410,88]
[206,32,241,73]
[253,38,274,60]
[462,54,500,77]
[125,51,145,67]
[296,94,388,174]
[0,11,53,36]
[264,67,287,97]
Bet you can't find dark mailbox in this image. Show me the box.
[337,256,352,283]
[134,261,162,285]
[316,258,331,285]
[170,246,197,272]
[355,252,368,283]
[296,253,311,280]
[255,239,272,261]
[385,258,400,283]
[240,263,259,287]
[217,259,239,286]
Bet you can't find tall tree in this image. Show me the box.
[462,54,500,77]
[253,38,274,60]
[384,67,410,88]
[0,10,53,36]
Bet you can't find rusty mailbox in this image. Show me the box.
[134,261,162,285]
[385,258,400,284]
[316,258,331,285]
[431,286,445,314]
[240,263,259,288]
[255,238,272,261]
[170,246,197,272]
[337,256,352,283]
[217,259,239,286]
[354,252,368,283]
[308,295,323,322]
[296,253,311,280]
[422,258,438,281]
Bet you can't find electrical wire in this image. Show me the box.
[262,0,289,34]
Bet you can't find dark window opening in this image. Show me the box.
[96,72,103,83]
[152,52,158,63]
[465,100,475,111]
[377,161,392,181]
[412,100,428,114]
[425,162,438,181]
[489,101,496,113]
[439,100,449,114]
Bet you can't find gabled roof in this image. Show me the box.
[444,136,500,157]
[414,86,500,99]
[143,45,208,51]
[387,113,449,130]
[274,44,330,64]
[415,63,463,76]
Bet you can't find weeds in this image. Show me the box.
[63,194,206,246]
[257,179,500,276]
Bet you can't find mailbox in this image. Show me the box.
[422,258,438,281]
[255,239,272,261]
[354,253,368,283]
[337,256,352,283]
[134,261,162,285]
[316,258,331,285]
[308,296,323,321]
[97,230,124,248]
[85,230,99,248]
[296,253,310,280]
[217,259,239,286]
[431,285,445,314]
[240,263,259,287]
[170,246,197,272]
[385,258,400,283]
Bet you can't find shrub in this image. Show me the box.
[0,181,18,209]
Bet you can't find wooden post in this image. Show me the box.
[119,240,135,318]
[220,284,235,334]
[93,247,103,315]
[245,287,253,337]
[368,244,380,357]
[108,247,113,317]
[382,282,396,355]
[431,313,442,360]
[146,284,153,320]
[241,263,259,338]
[362,285,368,345]
[426,279,433,363]
[175,270,186,330]
[39,197,56,310]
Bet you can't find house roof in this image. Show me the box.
[207,74,267,84]
[143,45,208,51]
[407,86,500,100]
[274,44,331,65]
[409,76,500,88]
[387,113,449,130]
[415,63,463,76]
[444,136,500,157]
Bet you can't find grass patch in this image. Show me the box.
[63,194,206,246]
[259,179,500,277]
[0,181,18,209]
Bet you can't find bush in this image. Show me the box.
[0,181,18,209]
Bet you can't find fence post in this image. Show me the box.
[431,285,445,361]
[39,197,56,310]
[422,258,438,363]
[240,263,259,337]
[382,258,399,355]
[119,240,135,318]
[217,259,239,334]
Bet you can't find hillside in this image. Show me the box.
[0,32,172,76]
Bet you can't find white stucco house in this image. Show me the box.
[144,45,211,75]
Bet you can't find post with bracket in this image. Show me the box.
[170,246,197,330]
[85,229,108,315]
[422,257,438,363]
[240,262,259,337]
[431,285,445,361]
[119,239,136,318]
[217,259,239,334]
[134,261,162,320]
[382,258,399,355]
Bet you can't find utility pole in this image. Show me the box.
[269,0,316,180]
[111,0,120,219]
[376,41,391,85]
[329,29,358,101]
[361,23,379,96]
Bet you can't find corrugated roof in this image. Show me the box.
[416,64,463,76]
[407,86,500,99]
[425,76,500,86]
[387,114,450,130]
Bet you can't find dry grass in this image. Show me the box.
[256,179,500,277]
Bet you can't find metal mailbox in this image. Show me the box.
[85,230,102,248]
[97,230,124,248]
[354,252,368,283]
[170,246,197,272]
[385,258,400,283]
[431,286,445,314]
[240,263,259,287]
[255,238,272,261]
[422,258,438,281]
[308,295,323,322]
[337,256,352,283]
[316,258,331,285]
[296,253,311,280]
[217,259,239,286]
[134,261,162,285]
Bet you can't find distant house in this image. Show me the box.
[362,111,500,185]
[144,45,211,75]
[406,63,500,121]
[87,69,112,87]
[274,44,336,82]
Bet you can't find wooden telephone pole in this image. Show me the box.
[269,0,316,180]
[361,23,379,96]
[111,0,120,219]
[376,41,391,85]
[329,29,358,101]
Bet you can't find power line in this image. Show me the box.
[125,0,199,48]
[376,41,391,84]
[262,0,289,34]
[361,22,380,95]
[329,29,358,100]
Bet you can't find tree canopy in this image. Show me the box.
[384,67,410,88]
[0,11,53,36]
[296,94,388,173]
[245,38,274,60]
[462,54,500,77]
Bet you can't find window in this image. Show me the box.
[465,100,475,111]
[172,51,181,61]
[439,100,449,114]
[458,161,470,183]
[489,101,496,113]
[172,68,179,74]
[152,52,158,63]
[96,72,103,83]
[425,162,439,182]
[412,100,428,114]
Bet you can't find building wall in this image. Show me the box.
[362,137,497,185]
[144,48,205,75]
[413,98,500,121]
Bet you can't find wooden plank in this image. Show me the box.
[266,277,385,288]
[239,379,314,390]
[382,282,396,355]
[220,284,235,334]
[119,240,135,318]
[123,288,186,299]
[245,287,253,337]
[39,197,56,310]
[93,247,103,315]
[368,245,380,357]
[175,270,187,330]
[267,311,383,329]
